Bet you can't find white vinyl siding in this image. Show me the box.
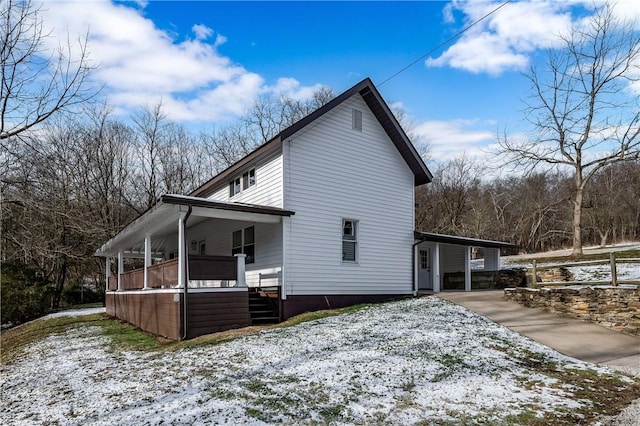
[186,218,282,287]
[208,149,283,208]
[283,95,415,296]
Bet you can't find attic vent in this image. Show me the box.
[352,108,362,131]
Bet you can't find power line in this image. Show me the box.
[378,0,513,87]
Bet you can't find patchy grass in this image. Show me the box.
[171,301,379,351]
[2,298,639,425]
[1,302,379,360]
[1,315,103,364]
[549,367,640,425]
[499,344,640,425]
[1,314,165,363]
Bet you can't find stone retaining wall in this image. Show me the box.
[504,286,640,335]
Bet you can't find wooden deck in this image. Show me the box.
[106,255,249,340]
[106,288,251,340]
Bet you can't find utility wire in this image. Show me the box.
[379,0,513,86]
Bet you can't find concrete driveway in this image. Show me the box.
[437,290,640,367]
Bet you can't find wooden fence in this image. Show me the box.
[530,253,639,287]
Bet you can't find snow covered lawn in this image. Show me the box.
[1,297,637,425]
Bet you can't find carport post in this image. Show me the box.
[465,246,472,292]
[433,243,441,292]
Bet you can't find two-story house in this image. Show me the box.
[96,78,512,340]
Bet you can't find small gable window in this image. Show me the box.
[352,109,362,132]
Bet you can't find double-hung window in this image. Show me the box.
[229,168,256,197]
[342,219,358,263]
[232,226,255,264]
[242,169,256,190]
[229,177,241,197]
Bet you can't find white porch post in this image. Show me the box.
[281,216,289,300]
[177,213,186,289]
[235,253,247,287]
[465,246,472,292]
[433,243,441,293]
[105,257,112,290]
[117,250,124,291]
[143,234,151,290]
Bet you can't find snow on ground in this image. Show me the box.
[43,307,106,319]
[567,263,640,282]
[0,297,621,425]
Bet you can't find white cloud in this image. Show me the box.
[265,77,327,101]
[192,24,213,41]
[35,1,320,123]
[413,119,497,163]
[426,1,577,75]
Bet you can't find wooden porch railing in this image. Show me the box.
[107,255,237,291]
[148,258,179,288]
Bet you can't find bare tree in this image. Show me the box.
[0,0,96,141]
[415,156,482,235]
[202,86,337,169]
[497,3,640,256]
[391,104,431,162]
[245,86,336,144]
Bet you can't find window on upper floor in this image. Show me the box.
[242,169,256,190]
[232,226,255,264]
[342,219,358,263]
[229,168,255,197]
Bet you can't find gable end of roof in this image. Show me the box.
[190,77,432,197]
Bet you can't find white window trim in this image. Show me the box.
[342,218,359,264]
[232,226,255,264]
[229,168,256,198]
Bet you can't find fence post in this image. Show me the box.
[610,252,618,287]
[532,259,538,287]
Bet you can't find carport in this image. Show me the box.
[414,232,516,292]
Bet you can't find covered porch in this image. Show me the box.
[96,194,294,340]
[414,232,519,292]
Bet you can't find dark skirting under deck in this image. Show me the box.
[281,294,407,319]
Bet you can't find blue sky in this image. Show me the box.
[39,1,640,164]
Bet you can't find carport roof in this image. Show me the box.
[414,231,517,249]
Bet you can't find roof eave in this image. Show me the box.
[415,231,516,249]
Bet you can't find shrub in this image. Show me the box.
[61,281,103,306]
[1,261,54,326]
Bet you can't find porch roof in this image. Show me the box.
[414,231,516,249]
[95,194,294,258]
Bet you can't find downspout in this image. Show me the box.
[412,239,423,296]
[181,206,193,340]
